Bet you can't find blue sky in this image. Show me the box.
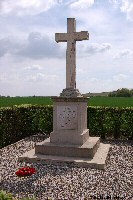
[0,0,133,96]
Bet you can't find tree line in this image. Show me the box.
[108,88,133,97]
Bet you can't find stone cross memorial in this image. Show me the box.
[50,18,89,144]
[19,18,110,169]
[55,18,89,92]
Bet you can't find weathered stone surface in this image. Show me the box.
[50,97,89,145]
[55,18,89,89]
[18,141,110,170]
[35,137,100,158]
[51,18,90,146]
[60,88,82,97]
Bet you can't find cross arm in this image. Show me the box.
[74,31,89,41]
[55,33,68,43]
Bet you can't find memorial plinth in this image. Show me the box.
[19,18,110,169]
[50,97,89,145]
[34,96,100,161]
[35,137,100,159]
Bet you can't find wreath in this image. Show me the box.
[15,167,36,177]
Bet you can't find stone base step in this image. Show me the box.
[18,143,110,170]
[35,137,100,158]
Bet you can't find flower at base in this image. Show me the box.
[15,167,36,177]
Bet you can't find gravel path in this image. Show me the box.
[0,134,133,200]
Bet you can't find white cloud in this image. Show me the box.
[110,0,133,21]
[78,43,112,56]
[0,72,19,82]
[114,49,133,59]
[120,0,133,21]
[109,0,121,8]
[25,73,57,82]
[113,74,129,82]
[0,37,11,57]
[70,0,94,10]
[79,78,112,93]
[0,33,112,60]
[18,32,64,59]
[0,0,132,96]
[24,65,42,71]
[0,0,60,15]
[77,68,84,75]
[0,36,25,57]
[0,73,8,82]
[0,32,64,59]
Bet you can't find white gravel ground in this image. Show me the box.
[0,134,133,200]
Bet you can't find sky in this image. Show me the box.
[0,0,133,96]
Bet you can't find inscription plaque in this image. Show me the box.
[57,106,77,130]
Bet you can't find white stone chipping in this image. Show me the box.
[1,134,133,200]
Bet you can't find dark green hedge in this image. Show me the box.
[88,106,133,140]
[0,105,133,148]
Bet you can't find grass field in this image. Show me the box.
[89,96,133,108]
[0,96,133,108]
[0,97,53,107]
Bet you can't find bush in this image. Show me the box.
[0,105,53,148]
[0,190,13,200]
[88,106,133,140]
[108,88,132,97]
[0,105,133,148]
[0,190,36,200]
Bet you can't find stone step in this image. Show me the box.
[35,137,100,158]
[18,143,110,170]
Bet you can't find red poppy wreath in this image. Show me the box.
[15,167,36,177]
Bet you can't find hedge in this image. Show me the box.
[0,105,133,148]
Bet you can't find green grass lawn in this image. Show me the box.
[0,96,133,108]
[89,96,133,108]
[0,96,53,107]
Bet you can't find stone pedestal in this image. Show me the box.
[50,97,89,145]
[35,137,100,159]
[19,95,110,169]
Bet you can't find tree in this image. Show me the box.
[108,91,117,97]
[130,89,133,96]
[108,88,132,97]
[116,88,131,97]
